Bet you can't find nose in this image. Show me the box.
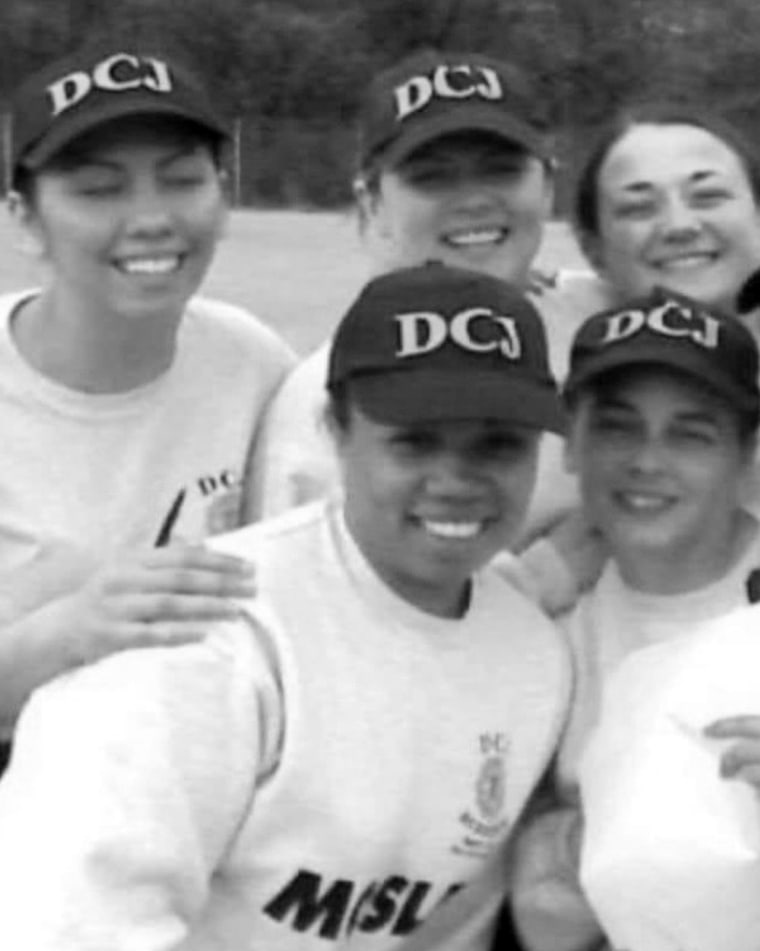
[122,180,176,238]
[424,452,485,498]
[627,436,667,476]
[659,195,701,240]
[451,185,498,213]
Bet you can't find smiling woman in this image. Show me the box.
[0,41,293,748]
[574,102,760,311]
[12,115,230,389]
[0,262,572,951]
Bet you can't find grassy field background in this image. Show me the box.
[0,209,587,355]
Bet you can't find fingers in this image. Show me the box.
[698,718,760,790]
[144,544,256,578]
[107,547,257,599]
[703,718,760,789]
[705,716,760,740]
[117,593,244,623]
[135,567,255,599]
[94,620,215,657]
[66,546,257,665]
[719,743,760,787]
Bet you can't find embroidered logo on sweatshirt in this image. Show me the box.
[154,469,241,545]
[452,732,509,858]
[476,755,505,820]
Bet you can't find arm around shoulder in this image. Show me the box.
[0,617,279,949]
[496,510,607,616]
[242,344,337,521]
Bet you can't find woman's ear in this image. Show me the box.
[7,189,32,226]
[7,189,44,257]
[354,174,383,239]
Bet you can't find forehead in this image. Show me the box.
[48,114,215,167]
[598,123,749,191]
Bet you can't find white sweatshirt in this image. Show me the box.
[0,290,294,574]
[0,501,571,951]
[511,520,760,951]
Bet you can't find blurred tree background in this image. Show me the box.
[2,0,760,210]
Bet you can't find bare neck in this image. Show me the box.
[11,288,181,393]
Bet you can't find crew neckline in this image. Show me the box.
[0,290,182,419]
[328,502,483,638]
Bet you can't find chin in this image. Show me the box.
[118,288,190,320]
[652,271,728,307]
[612,523,685,557]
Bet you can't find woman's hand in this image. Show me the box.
[546,509,608,593]
[58,544,256,665]
[704,716,760,790]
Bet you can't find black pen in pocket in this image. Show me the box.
[154,489,186,547]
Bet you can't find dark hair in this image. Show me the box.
[573,101,760,245]
[326,381,353,432]
[565,365,760,445]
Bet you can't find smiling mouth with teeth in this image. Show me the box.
[653,252,717,270]
[443,228,507,248]
[616,491,674,512]
[116,255,182,275]
[420,519,484,539]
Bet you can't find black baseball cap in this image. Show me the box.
[357,49,550,173]
[11,42,229,179]
[564,287,760,419]
[327,261,564,432]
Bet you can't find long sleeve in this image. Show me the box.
[0,620,281,951]
[494,540,581,617]
[0,545,98,735]
[242,345,338,521]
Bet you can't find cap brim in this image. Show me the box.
[21,94,229,170]
[372,103,548,169]
[565,343,759,413]
[353,370,565,433]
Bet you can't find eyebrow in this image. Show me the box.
[616,168,723,195]
[688,169,724,186]
[593,397,722,427]
[64,143,202,172]
[670,410,722,427]
[613,180,655,196]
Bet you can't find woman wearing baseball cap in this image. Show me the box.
[247,49,607,551]
[512,287,760,950]
[0,263,570,950]
[515,99,760,611]
[0,42,293,760]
